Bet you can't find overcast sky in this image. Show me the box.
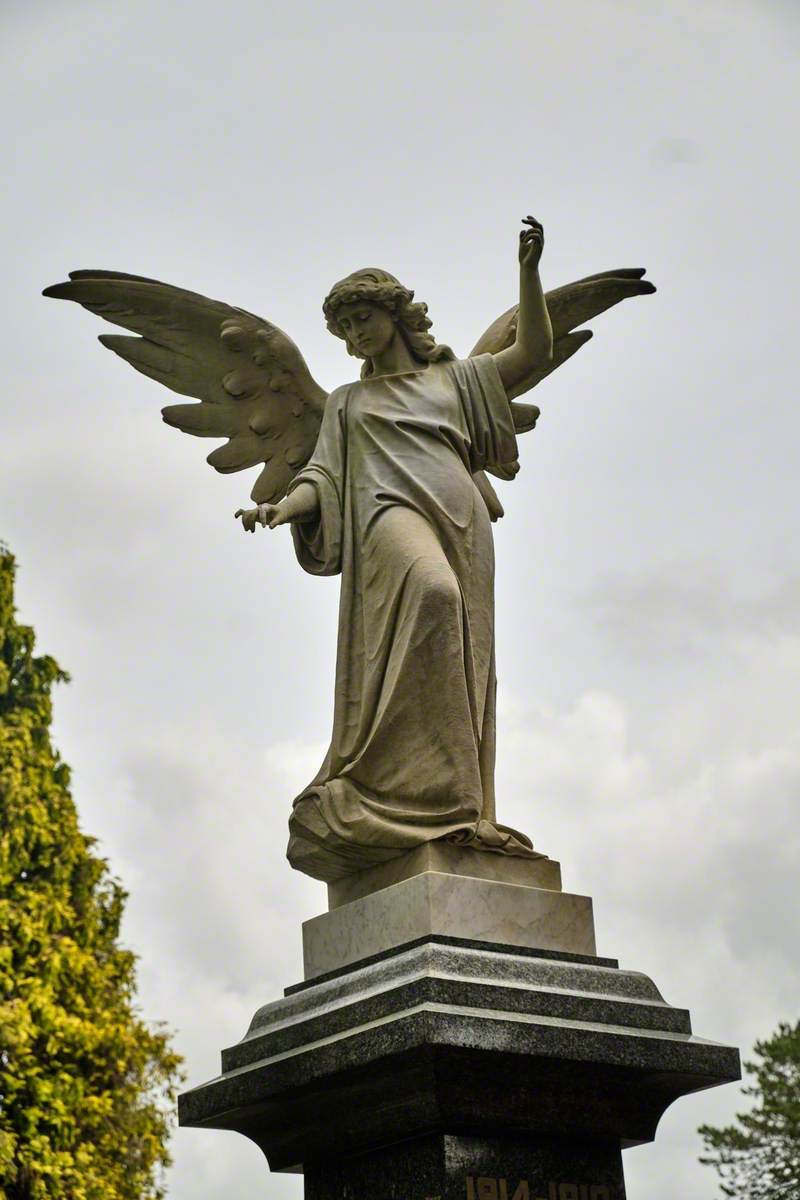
[2,1,799,1197]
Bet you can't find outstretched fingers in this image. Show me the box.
[234,504,282,532]
[234,507,258,533]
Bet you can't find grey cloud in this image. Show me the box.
[582,568,800,659]
[653,137,699,164]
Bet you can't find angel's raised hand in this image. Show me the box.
[235,503,282,532]
[519,215,544,272]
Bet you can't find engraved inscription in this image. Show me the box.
[465,1177,610,1200]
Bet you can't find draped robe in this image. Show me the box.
[286,353,536,881]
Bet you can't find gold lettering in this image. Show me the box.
[467,1176,611,1200]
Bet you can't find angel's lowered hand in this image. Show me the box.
[235,504,285,532]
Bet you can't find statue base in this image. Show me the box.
[178,854,739,1196]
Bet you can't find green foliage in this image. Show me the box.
[0,548,183,1200]
[699,1020,800,1199]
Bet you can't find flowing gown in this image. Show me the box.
[286,353,536,881]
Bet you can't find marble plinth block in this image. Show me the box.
[304,869,595,980]
[327,841,562,909]
[179,936,740,1197]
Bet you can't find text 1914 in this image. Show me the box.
[465,1178,611,1200]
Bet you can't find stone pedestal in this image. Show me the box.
[304,1133,627,1200]
[179,849,740,1197]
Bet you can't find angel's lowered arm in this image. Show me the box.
[236,482,320,532]
[493,217,553,394]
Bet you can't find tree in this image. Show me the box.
[0,546,183,1200]
[699,1020,800,1199]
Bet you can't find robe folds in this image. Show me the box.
[286,353,536,881]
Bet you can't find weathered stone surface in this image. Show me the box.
[327,841,561,910]
[178,937,740,1177]
[305,871,595,980]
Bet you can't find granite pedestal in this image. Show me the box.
[179,848,739,1198]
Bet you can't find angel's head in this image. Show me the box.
[323,268,453,378]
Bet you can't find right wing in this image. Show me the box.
[44,270,328,504]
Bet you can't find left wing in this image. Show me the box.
[468,268,656,504]
[471,267,656,403]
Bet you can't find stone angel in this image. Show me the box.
[45,218,654,882]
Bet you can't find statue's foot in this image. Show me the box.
[448,818,545,860]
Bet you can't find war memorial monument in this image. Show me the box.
[46,217,740,1198]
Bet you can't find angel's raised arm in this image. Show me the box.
[472,258,656,413]
[493,216,554,396]
[464,227,656,510]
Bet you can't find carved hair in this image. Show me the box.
[323,268,454,378]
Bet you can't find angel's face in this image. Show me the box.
[336,302,397,360]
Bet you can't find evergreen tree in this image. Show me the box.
[0,547,183,1200]
[699,1020,800,1199]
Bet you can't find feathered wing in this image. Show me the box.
[467,268,656,512]
[471,267,656,401]
[43,271,328,504]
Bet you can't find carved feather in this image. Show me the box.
[43,271,328,504]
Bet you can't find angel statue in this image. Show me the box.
[45,218,654,882]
